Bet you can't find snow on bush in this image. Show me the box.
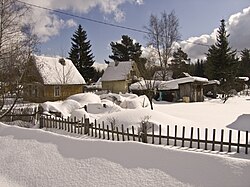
[97,108,192,134]
[70,108,89,121]
[120,95,150,109]
[41,101,63,114]
[67,93,101,107]
[61,99,81,115]
[87,102,122,114]
[100,93,150,109]
[119,93,138,99]
[41,99,81,117]
[100,93,125,105]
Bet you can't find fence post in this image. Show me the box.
[181,126,185,147]
[159,125,162,145]
[189,127,193,148]
[116,127,119,141]
[70,118,73,133]
[64,118,66,131]
[121,124,125,141]
[95,120,97,138]
[141,122,147,143]
[197,128,200,149]
[138,127,141,142]
[152,124,154,144]
[111,123,114,141]
[67,117,70,132]
[102,122,105,139]
[167,125,169,145]
[84,118,90,135]
[246,131,249,154]
[228,130,232,153]
[49,116,52,128]
[39,116,44,128]
[132,126,135,141]
[212,129,216,151]
[205,128,208,150]
[74,117,77,134]
[107,125,110,140]
[98,124,101,138]
[220,129,224,152]
[91,122,94,137]
[81,117,83,134]
[174,125,177,146]
[127,128,130,141]
[237,130,241,153]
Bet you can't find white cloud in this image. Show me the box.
[179,6,250,61]
[21,0,143,42]
[227,7,250,50]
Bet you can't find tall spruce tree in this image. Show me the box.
[107,34,146,81]
[170,47,190,78]
[194,59,205,77]
[107,35,142,62]
[68,25,95,83]
[205,19,238,101]
[238,48,250,77]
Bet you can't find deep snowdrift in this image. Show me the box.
[1,123,250,187]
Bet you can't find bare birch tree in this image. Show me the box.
[0,0,38,118]
[144,10,180,80]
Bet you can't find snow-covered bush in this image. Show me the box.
[120,95,150,109]
[67,93,101,107]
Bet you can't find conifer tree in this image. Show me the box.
[238,48,250,77]
[68,25,95,83]
[194,59,205,77]
[170,47,190,78]
[205,19,238,101]
[107,35,142,62]
[107,35,146,83]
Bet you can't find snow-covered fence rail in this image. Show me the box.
[40,116,250,155]
[0,107,39,123]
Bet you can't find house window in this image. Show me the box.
[54,86,61,97]
[32,85,38,97]
[27,85,32,96]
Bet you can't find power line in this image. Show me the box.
[16,0,210,48]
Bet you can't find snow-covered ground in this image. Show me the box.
[1,93,250,186]
[1,123,250,187]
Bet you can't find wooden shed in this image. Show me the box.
[178,76,208,102]
[130,76,208,102]
[21,55,86,103]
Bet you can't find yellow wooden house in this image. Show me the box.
[101,61,140,93]
[22,55,86,102]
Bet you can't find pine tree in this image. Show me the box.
[170,47,190,78]
[238,48,250,77]
[194,59,205,77]
[107,34,146,81]
[108,35,142,62]
[205,19,239,101]
[68,25,95,83]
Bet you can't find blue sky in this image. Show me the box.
[24,0,250,63]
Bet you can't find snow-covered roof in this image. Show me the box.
[205,80,220,85]
[101,61,134,81]
[130,80,179,91]
[130,76,208,91]
[238,77,249,82]
[34,55,86,85]
[177,76,209,85]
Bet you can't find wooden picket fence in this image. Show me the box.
[40,116,250,154]
[0,107,39,123]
